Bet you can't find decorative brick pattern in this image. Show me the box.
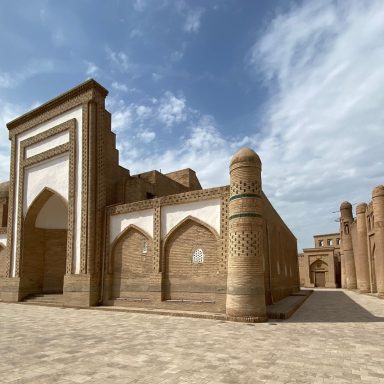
[14,120,76,278]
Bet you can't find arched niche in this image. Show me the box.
[20,188,68,298]
[162,215,219,302]
[309,259,328,288]
[110,224,153,299]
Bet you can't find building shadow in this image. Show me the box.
[286,290,384,323]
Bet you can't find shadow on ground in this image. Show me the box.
[286,290,384,323]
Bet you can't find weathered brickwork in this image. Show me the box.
[111,226,153,299]
[0,79,299,321]
[163,218,220,307]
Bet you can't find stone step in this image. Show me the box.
[22,294,64,306]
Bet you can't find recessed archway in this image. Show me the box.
[163,216,219,302]
[20,188,68,298]
[310,259,328,288]
[111,225,153,299]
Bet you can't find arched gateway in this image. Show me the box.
[20,189,68,297]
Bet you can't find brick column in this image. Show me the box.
[355,203,370,293]
[372,185,384,298]
[226,148,266,322]
[340,201,357,289]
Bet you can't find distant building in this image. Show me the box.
[0,79,300,321]
[340,194,384,297]
[299,233,341,288]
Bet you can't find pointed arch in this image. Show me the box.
[109,224,153,274]
[310,259,328,271]
[20,187,68,297]
[24,187,68,222]
[163,215,219,247]
[110,223,154,299]
[162,215,219,302]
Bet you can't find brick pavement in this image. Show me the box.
[1,289,384,383]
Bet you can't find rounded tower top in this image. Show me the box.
[372,185,384,198]
[340,201,352,210]
[356,202,367,214]
[230,147,261,167]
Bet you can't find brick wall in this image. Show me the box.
[112,227,153,298]
[262,193,299,303]
[43,229,67,293]
[164,219,219,303]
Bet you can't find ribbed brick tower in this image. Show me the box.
[340,201,357,289]
[226,148,267,322]
[372,185,384,298]
[355,203,370,293]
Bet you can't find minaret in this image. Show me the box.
[226,147,267,322]
[372,185,384,298]
[355,203,370,293]
[340,201,357,289]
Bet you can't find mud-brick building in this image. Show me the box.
[0,79,299,322]
[339,193,384,297]
[298,233,341,288]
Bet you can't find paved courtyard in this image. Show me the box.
[1,289,384,384]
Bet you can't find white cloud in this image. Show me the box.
[133,0,147,12]
[111,81,128,92]
[85,61,99,77]
[184,7,204,33]
[136,130,156,143]
[0,72,16,88]
[157,91,187,127]
[106,48,133,73]
[248,0,384,250]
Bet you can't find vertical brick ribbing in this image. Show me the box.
[355,203,370,293]
[226,148,267,322]
[372,186,384,298]
[340,202,357,289]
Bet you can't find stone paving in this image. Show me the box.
[1,289,384,384]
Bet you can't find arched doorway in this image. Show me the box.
[20,188,68,297]
[163,217,219,302]
[310,259,328,287]
[111,225,153,299]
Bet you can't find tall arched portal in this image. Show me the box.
[20,188,68,298]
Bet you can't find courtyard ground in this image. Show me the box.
[1,288,384,383]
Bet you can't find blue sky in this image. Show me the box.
[0,0,383,251]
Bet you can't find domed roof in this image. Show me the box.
[356,202,367,214]
[0,181,9,198]
[372,185,384,198]
[340,201,352,210]
[230,147,261,166]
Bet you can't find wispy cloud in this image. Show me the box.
[184,7,204,33]
[85,61,99,77]
[0,59,54,89]
[248,0,384,249]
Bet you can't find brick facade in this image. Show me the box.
[0,79,300,321]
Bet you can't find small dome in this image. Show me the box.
[0,181,9,198]
[230,147,261,166]
[340,201,352,210]
[356,203,367,214]
[372,185,384,198]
